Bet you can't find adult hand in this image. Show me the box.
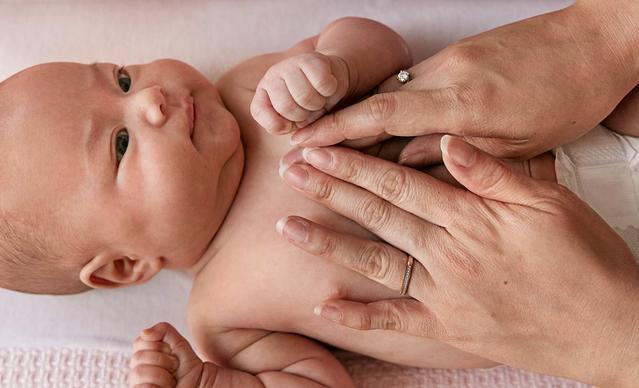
[289,0,639,160]
[276,136,639,386]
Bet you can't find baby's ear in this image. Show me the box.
[79,252,163,289]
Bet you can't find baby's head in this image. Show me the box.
[0,59,243,294]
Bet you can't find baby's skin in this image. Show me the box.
[0,17,559,388]
[125,18,559,388]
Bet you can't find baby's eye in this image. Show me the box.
[117,67,131,93]
[115,129,129,164]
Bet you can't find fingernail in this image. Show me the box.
[315,305,342,322]
[303,148,332,169]
[275,217,308,243]
[441,135,475,167]
[282,165,309,189]
[278,162,288,178]
[291,128,314,145]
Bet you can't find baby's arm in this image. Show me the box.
[249,17,412,134]
[128,322,354,388]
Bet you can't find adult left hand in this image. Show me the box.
[275,136,639,386]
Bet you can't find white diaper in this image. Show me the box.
[555,124,639,258]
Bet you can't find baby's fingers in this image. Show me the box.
[128,364,176,388]
[133,338,171,355]
[283,68,326,111]
[251,88,296,134]
[130,350,179,372]
[265,78,310,122]
[299,56,338,97]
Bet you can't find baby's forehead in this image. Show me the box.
[1,62,108,127]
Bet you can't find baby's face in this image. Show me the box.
[1,59,243,280]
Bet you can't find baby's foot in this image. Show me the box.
[129,322,204,388]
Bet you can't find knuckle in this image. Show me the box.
[380,305,403,331]
[445,84,483,131]
[314,73,335,90]
[365,93,398,122]
[477,160,511,195]
[446,43,486,69]
[357,195,392,232]
[277,99,301,116]
[315,232,337,257]
[342,155,365,181]
[326,110,347,134]
[357,313,372,330]
[131,350,145,364]
[355,243,392,281]
[311,176,334,201]
[293,89,320,107]
[155,322,171,333]
[378,168,409,203]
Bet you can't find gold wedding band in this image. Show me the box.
[400,255,414,296]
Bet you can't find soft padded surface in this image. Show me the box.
[0,0,586,387]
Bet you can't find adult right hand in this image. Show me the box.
[290,0,639,161]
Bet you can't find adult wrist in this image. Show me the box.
[569,0,639,85]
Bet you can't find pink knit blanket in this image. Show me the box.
[0,348,590,388]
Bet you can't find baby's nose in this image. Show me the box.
[139,85,167,127]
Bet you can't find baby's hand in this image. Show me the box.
[251,52,349,134]
[128,322,205,388]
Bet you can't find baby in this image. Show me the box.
[0,17,607,387]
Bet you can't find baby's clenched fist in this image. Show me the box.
[251,52,349,134]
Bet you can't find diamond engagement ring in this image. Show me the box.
[397,69,410,84]
[400,255,414,296]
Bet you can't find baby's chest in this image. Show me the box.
[198,164,395,332]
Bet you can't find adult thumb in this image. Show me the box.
[440,135,540,204]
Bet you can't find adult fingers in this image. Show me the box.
[290,88,467,147]
[398,134,444,167]
[280,162,446,257]
[441,135,542,205]
[276,215,432,297]
[361,136,413,162]
[298,146,475,227]
[314,298,441,338]
[339,133,394,149]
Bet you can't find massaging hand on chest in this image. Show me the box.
[270,0,639,386]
